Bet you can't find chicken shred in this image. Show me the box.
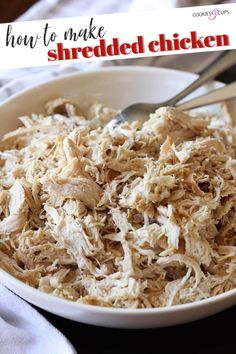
[1,99,236,308]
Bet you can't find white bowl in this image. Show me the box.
[0,66,235,329]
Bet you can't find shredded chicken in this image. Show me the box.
[1,98,236,308]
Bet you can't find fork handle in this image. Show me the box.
[166,50,236,106]
[177,81,236,110]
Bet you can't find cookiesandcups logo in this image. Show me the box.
[192,8,230,20]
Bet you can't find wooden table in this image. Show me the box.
[0,3,236,354]
[0,0,38,22]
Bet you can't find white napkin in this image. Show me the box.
[0,1,233,354]
[0,284,76,354]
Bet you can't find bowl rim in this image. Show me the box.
[1,267,236,315]
[0,65,233,315]
[0,65,201,110]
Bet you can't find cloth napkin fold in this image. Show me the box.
[0,284,76,354]
[0,1,234,354]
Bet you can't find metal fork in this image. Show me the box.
[107,50,236,127]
